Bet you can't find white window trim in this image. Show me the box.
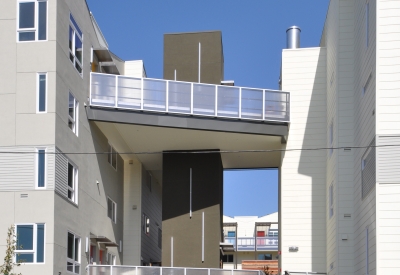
[108,143,117,171]
[67,231,81,274]
[36,72,47,113]
[68,91,79,136]
[35,147,47,189]
[14,223,46,264]
[107,197,117,224]
[67,161,78,205]
[16,0,48,43]
[69,13,83,76]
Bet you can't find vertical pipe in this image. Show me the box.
[235,223,238,269]
[215,86,218,116]
[115,75,118,108]
[239,87,242,118]
[191,83,194,114]
[262,90,265,121]
[190,168,192,218]
[174,69,177,81]
[202,212,205,262]
[254,223,257,259]
[171,236,174,267]
[166,80,169,112]
[198,42,201,83]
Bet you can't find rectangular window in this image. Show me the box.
[222,254,234,263]
[15,224,45,263]
[143,214,150,236]
[67,232,80,274]
[69,14,83,74]
[108,144,117,170]
[329,183,334,218]
[36,148,46,188]
[107,197,117,223]
[17,0,47,42]
[67,162,78,204]
[68,92,79,135]
[363,74,372,95]
[227,231,236,237]
[37,73,47,112]
[106,253,116,265]
[366,2,369,47]
[258,253,272,260]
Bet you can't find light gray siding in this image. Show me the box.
[55,148,69,198]
[376,135,400,183]
[362,140,376,200]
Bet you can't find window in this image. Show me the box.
[363,74,372,96]
[227,231,236,237]
[366,2,369,47]
[89,244,96,264]
[268,230,278,237]
[37,73,47,112]
[329,122,334,156]
[15,224,45,263]
[67,162,78,204]
[69,14,83,74]
[258,253,272,260]
[17,0,47,42]
[329,183,334,218]
[106,253,116,265]
[143,214,150,236]
[68,92,79,135]
[107,144,117,170]
[36,148,46,188]
[158,228,162,249]
[107,197,117,223]
[222,254,233,263]
[67,232,80,274]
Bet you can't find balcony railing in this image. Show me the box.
[87,265,263,275]
[224,237,278,251]
[90,73,290,123]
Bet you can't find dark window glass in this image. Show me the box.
[16,253,34,263]
[16,225,33,250]
[227,231,235,237]
[19,2,35,29]
[74,238,79,261]
[75,62,82,73]
[107,198,113,219]
[19,32,35,41]
[69,26,73,51]
[67,232,74,259]
[68,93,75,119]
[74,34,82,64]
[36,224,45,262]
[38,150,45,187]
[68,163,74,188]
[38,2,47,40]
[67,262,74,272]
[258,253,272,260]
[223,255,233,263]
[38,74,46,111]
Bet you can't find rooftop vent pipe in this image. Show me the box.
[286,26,301,49]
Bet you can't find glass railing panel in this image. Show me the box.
[88,266,112,275]
[91,73,116,107]
[162,267,185,275]
[217,86,239,118]
[118,76,142,109]
[193,83,216,116]
[186,269,208,275]
[241,88,263,119]
[143,79,166,111]
[264,90,289,121]
[168,81,191,114]
[113,266,137,275]
[210,269,233,275]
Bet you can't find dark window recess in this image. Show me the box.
[223,255,234,263]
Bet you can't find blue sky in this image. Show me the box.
[86,0,330,216]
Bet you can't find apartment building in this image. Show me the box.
[1,0,399,275]
[222,213,279,270]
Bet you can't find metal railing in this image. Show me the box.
[87,265,263,275]
[90,73,290,123]
[224,237,278,251]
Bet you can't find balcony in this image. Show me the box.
[224,237,278,251]
[90,73,290,123]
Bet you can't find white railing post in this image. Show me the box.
[208,268,210,275]
[184,268,186,275]
[110,265,113,275]
[239,87,242,118]
[89,73,92,105]
[115,75,119,108]
[141,78,144,110]
[262,90,265,121]
[166,80,169,112]
[191,83,194,114]
[160,266,163,275]
[136,266,138,275]
[215,85,218,117]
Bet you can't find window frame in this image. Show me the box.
[67,161,78,204]
[36,72,47,113]
[68,91,79,136]
[329,183,334,218]
[67,231,81,274]
[143,214,150,236]
[14,223,45,264]
[69,13,83,76]
[107,144,117,170]
[106,252,116,265]
[107,197,117,224]
[35,147,47,189]
[16,0,48,42]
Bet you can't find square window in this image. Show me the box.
[69,14,83,75]
[17,1,47,42]
[107,197,117,223]
[67,232,80,274]
[67,162,78,204]
[68,92,79,136]
[15,224,45,263]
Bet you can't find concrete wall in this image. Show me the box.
[162,151,223,268]
[280,47,327,273]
